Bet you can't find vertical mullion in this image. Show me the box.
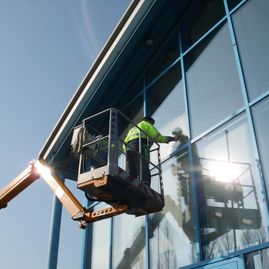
[47,178,64,269]
[80,199,93,269]
[179,29,203,261]
[143,75,147,116]
[143,75,151,269]
[109,217,113,269]
[223,0,269,222]
[145,215,150,269]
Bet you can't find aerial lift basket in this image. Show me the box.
[0,109,164,228]
[72,108,164,216]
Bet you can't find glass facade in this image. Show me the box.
[194,114,268,258]
[182,0,226,51]
[252,97,269,203]
[245,248,269,268]
[91,217,110,269]
[112,215,145,269]
[150,151,197,268]
[145,27,179,85]
[148,62,188,161]
[232,0,269,101]
[66,0,269,268]
[185,23,243,138]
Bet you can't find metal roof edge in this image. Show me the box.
[39,0,156,161]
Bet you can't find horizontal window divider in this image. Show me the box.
[182,16,227,58]
[190,107,245,144]
[179,240,269,269]
[229,0,248,16]
[249,90,269,107]
[145,57,181,90]
[159,143,189,166]
[121,90,144,111]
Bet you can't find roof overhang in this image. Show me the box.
[39,0,156,162]
[38,0,191,179]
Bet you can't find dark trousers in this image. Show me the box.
[126,139,151,186]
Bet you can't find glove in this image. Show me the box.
[167,136,177,143]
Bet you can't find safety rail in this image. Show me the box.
[73,108,164,198]
[0,109,165,230]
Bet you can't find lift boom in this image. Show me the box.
[0,109,165,228]
[0,160,128,228]
[0,161,39,209]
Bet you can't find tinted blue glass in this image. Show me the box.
[148,63,188,161]
[150,150,198,268]
[227,0,245,10]
[232,0,269,100]
[245,248,269,268]
[112,214,146,269]
[91,215,110,269]
[122,93,144,123]
[252,97,269,202]
[194,114,269,259]
[146,27,179,85]
[182,0,226,51]
[185,23,243,138]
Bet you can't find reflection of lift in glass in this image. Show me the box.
[0,109,164,228]
[172,155,262,243]
[199,158,261,233]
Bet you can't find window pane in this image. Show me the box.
[148,63,188,161]
[113,89,146,269]
[245,248,269,269]
[122,93,144,123]
[232,0,269,100]
[150,151,198,268]
[91,218,110,269]
[185,23,244,138]
[146,27,179,85]
[112,215,145,269]
[194,114,269,259]
[182,0,225,51]
[252,97,269,202]
[227,0,245,11]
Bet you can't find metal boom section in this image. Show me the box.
[0,160,128,228]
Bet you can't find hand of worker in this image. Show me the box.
[167,136,178,143]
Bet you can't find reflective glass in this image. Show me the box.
[150,150,198,268]
[194,114,269,259]
[185,23,243,138]
[146,27,179,85]
[121,93,144,123]
[232,0,269,100]
[252,97,269,201]
[148,63,188,161]
[91,218,110,269]
[245,248,269,269]
[120,79,144,142]
[112,215,145,269]
[182,0,225,51]
[113,91,146,269]
[227,0,244,10]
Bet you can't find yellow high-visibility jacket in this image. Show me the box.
[124,120,169,145]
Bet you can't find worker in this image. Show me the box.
[124,116,178,187]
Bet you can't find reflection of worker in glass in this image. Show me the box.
[124,116,177,187]
[172,127,189,145]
